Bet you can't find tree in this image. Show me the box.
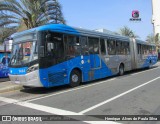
[146,34,155,44]
[155,33,160,52]
[40,0,66,24]
[0,0,65,42]
[119,26,139,38]
[0,27,17,43]
[0,0,65,29]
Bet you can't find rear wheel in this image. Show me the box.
[69,70,81,87]
[119,64,124,76]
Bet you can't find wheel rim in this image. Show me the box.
[72,74,79,83]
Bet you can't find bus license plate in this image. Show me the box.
[15,81,20,84]
[15,79,20,84]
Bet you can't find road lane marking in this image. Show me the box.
[79,76,160,114]
[0,97,18,103]
[26,78,116,102]
[0,97,120,124]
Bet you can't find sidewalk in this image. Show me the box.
[0,80,23,94]
[0,61,160,94]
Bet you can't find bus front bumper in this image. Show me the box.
[8,70,43,87]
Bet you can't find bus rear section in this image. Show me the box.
[133,39,158,69]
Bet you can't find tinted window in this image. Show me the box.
[116,41,122,55]
[64,35,81,59]
[100,39,106,55]
[46,33,64,63]
[88,37,99,54]
[137,44,141,54]
[80,36,89,55]
[107,40,116,55]
[124,42,130,55]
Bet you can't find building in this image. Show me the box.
[152,0,160,53]
[4,37,12,52]
[152,0,160,36]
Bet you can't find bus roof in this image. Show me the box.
[136,39,155,46]
[11,24,154,45]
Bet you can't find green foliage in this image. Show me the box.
[0,26,17,43]
[119,26,139,38]
[146,33,155,44]
[0,0,66,43]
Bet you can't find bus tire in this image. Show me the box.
[119,64,124,76]
[69,69,81,87]
[23,86,31,89]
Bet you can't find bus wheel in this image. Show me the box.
[23,86,31,89]
[69,70,81,87]
[119,64,124,76]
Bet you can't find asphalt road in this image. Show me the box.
[0,64,160,124]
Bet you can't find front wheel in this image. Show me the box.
[119,64,124,76]
[69,70,81,87]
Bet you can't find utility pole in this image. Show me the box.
[152,0,160,52]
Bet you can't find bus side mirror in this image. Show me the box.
[39,46,45,57]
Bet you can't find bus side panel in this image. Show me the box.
[83,55,113,82]
[142,55,158,68]
[39,56,92,87]
[78,55,91,82]
[99,55,114,76]
[39,62,69,88]
[103,55,119,74]
[116,55,132,72]
[101,57,113,77]
[151,55,158,65]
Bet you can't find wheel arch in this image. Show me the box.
[118,62,125,71]
[69,67,83,82]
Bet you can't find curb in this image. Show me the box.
[0,85,23,94]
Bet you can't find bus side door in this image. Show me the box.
[105,39,118,74]
[88,37,101,69]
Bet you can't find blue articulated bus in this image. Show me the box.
[9,24,158,88]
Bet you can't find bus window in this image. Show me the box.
[145,45,148,55]
[124,42,130,55]
[149,46,152,54]
[141,45,145,55]
[88,37,99,54]
[67,35,81,57]
[116,41,122,55]
[46,33,64,63]
[152,46,156,54]
[80,36,88,55]
[107,40,116,55]
[137,44,141,54]
[100,39,106,55]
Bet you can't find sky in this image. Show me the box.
[58,0,153,40]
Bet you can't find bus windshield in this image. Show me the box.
[10,41,38,66]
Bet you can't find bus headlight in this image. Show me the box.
[27,64,39,73]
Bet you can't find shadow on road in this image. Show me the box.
[0,77,10,82]
[20,65,159,95]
